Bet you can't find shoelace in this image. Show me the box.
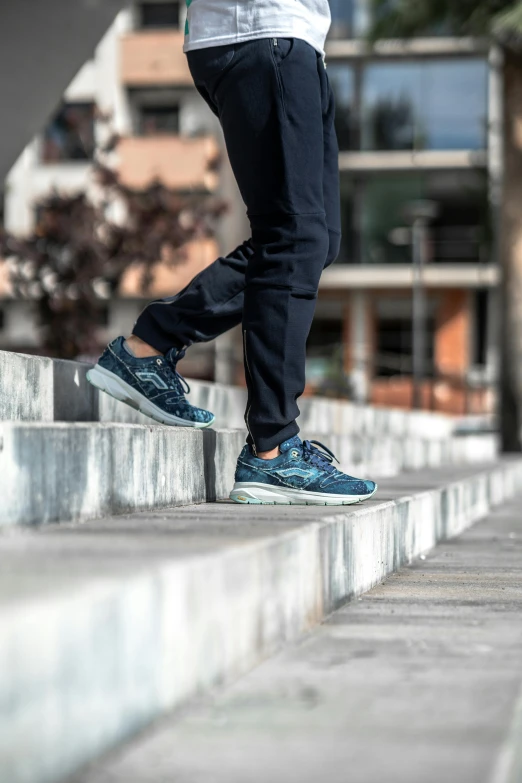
[164,348,191,395]
[302,440,340,473]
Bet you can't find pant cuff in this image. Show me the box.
[249,421,300,453]
[132,307,184,355]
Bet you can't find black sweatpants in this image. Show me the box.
[133,37,342,452]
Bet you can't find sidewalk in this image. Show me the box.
[70,494,522,783]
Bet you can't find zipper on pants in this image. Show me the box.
[243,329,257,456]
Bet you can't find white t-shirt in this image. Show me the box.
[184,0,332,56]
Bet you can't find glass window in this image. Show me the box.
[139,105,180,135]
[337,176,357,262]
[306,319,351,396]
[376,312,435,377]
[362,175,424,264]
[42,103,95,163]
[139,2,180,29]
[329,0,355,39]
[368,0,451,38]
[360,171,489,264]
[328,64,356,150]
[362,59,488,151]
[328,0,369,38]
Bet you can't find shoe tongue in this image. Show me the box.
[279,435,302,454]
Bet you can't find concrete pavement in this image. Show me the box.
[70,495,522,783]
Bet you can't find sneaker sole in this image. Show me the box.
[86,365,215,429]
[229,482,378,506]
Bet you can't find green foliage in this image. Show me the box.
[369,0,522,41]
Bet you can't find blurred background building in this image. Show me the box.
[0,0,500,413]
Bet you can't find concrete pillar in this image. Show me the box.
[213,152,249,385]
[345,290,370,403]
[214,328,242,386]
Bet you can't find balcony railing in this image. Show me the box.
[118,135,220,191]
[335,225,489,266]
[431,226,486,263]
[120,31,192,86]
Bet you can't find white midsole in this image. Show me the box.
[230,481,377,505]
[87,364,214,429]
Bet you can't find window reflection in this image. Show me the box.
[328,64,356,150]
[329,0,354,38]
[376,311,435,377]
[362,59,488,151]
[359,172,489,265]
[328,0,369,39]
[339,177,357,262]
[362,175,423,264]
[42,103,95,163]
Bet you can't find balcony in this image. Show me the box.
[0,260,12,298]
[320,264,500,290]
[120,31,192,87]
[338,150,488,172]
[119,239,219,298]
[118,135,220,191]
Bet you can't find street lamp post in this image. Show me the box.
[405,201,439,410]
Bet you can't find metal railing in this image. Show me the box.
[306,344,496,415]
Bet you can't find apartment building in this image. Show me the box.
[310,1,500,413]
[0,0,500,411]
[0,0,246,379]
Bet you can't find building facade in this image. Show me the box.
[310,1,500,414]
[0,0,500,412]
[0,0,247,380]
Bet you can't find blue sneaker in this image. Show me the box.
[230,436,377,505]
[87,337,215,428]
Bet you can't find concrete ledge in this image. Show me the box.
[0,461,521,783]
[494,684,522,783]
[0,421,498,527]
[0,423,245,527]
[0,349,492,440]
[0,350,54,421]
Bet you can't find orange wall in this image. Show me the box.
[118,136,220,191]
[120,31,192,87]
[434,290,471,376]
[119,238,219,298]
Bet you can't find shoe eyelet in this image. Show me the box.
[291,450,299,458]
[156,359,162,365]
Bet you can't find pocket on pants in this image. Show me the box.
[187,44,236,84]
[271,38,295,64]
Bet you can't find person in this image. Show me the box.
[87,0,377,506]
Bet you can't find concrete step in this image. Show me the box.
[0,460,521,783]
[0,421,498,528]
[70,493,522,783]
[0,349,494,439]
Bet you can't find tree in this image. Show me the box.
[0,155,225,359]
[370,0,522,452]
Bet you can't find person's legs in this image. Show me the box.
[186,39,331,453]
[131,240,254,354]
[131,46,341,362]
